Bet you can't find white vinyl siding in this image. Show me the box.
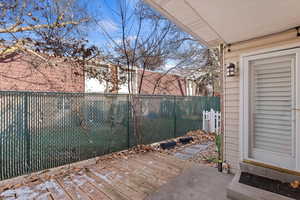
[249,55,294,156]
[223,29,300,173]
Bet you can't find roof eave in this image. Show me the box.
[144,0,223,48]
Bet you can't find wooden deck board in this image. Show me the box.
[131,157,180,176]
[56,176,91,200]
[108,165,157,195]
[82,169,129,200]
[89,167,146,200]
[108,159,162,193]
[117,158,170,184]
[42,179,71,200]
[68,173,111,200]
[0,152,194,200]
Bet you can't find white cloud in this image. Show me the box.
[98,19,119,32]
[115,36,137,44]
[127,35,137,41]
[164,62,177,70]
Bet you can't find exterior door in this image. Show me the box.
[242,48,300,170]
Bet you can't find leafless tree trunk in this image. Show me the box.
[90,0,217,144]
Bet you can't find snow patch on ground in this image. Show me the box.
[0,179,67,200]
[1,186,38,200]
[90,169,112,184]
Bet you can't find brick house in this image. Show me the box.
[0,52,84,92]
[0,52,196,96]
[85,66,196,96]
[137,69,189,96]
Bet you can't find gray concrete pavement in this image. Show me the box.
[146,165,233,200]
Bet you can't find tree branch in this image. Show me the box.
[0,19,88,33]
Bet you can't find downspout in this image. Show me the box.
[219,43,225,163]
[177,79,185,96]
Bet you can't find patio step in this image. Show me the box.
[240,162,300,183]
[227,171,293,200]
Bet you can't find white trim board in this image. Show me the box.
[240,46,300,171]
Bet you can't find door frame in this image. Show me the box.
[240,46,300,171]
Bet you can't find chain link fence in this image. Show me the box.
[0,91,220,180]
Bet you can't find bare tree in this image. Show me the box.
[90,0,211,144]
[177,48,221,96]
[91,0,207,94]
[0,0,105,147]
[0,0,102,71]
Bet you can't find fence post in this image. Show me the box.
[173,96,176,138]
[202,111,205,131]
[24,93,30,172]
[202,109,221,133]
[209,109,215,133]
[0,94,2,179]
[127,95,130,148]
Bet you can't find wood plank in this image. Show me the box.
[26,181,50,200]
[40,179,71,200]
[130,157,179,178]
[137,154,183,174]
[56,176,91,200]
[1,180,53,200]
[0,152,198,200]
[126,158,171,182]
[68,173,111,200]
[34,193,54,200]
[109,163,158,194]
[150,153,194,170]
[84,169,130,200]
[108,164,156,195]
[115,158,168,185]
[88,166,146,200]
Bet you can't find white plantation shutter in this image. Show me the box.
[249,55,295,156]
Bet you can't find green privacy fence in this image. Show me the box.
[0,91,220,180]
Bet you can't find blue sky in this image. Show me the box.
[84,0,200,71]
[85,0,140,47]
[1,0,197,70]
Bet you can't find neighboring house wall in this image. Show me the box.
[223,29,300,173]
[86,66,191,96]
[85,65,137,94]
[137,70,187,96]
[0,53,84,92]
[85,78,106,93]
[118,68,138,94]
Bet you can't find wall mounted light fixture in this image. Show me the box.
[226,63,236,77]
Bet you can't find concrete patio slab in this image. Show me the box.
[181,144,209,155]
[173,142,213,160]
[173,152,194,160]
[146,165,233,200]
[188,143,212,150]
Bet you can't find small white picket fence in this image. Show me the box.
[202,109,221,133]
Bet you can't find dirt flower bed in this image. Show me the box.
[188,144,218,167]
[97,129,218,167]
[183,130,218,167]
[156,130,218,167]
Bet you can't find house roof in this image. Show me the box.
[144,0,300,47]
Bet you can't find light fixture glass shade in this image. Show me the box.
[226,63,235,77]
